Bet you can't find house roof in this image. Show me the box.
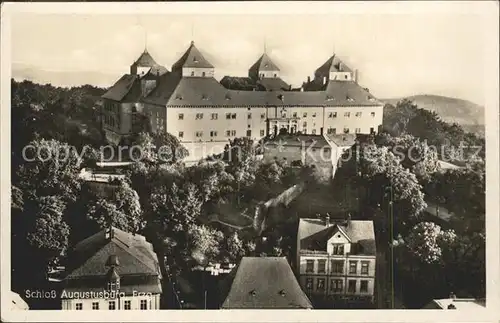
[221,257,313,309]
[66,227,160,279]
[325,133,357,147]
[298,218,376,255]
[316,54,353,75]
[172,41,214,70]
[249,53,281,72]
[257,77,290,91]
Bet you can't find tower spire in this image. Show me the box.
[264,37,267,54]
[144,28,148,53]
[191,23,195,44]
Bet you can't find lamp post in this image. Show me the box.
[384,185,394,309]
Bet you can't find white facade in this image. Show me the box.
[61,293,161,310]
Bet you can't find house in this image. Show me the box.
[424,294,485,309]
[219,257,313,309]
[61,227,162,310]
[101,41,383,162]
[296,215,376,305]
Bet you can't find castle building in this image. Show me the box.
[101,41,384,162]
[296,215,376,306]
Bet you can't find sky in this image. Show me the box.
[10,10,492,105]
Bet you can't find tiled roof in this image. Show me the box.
[298,218,376,255]
[249,53,281,72]
[142,76,382,107]
[132,50,158,67]
[220,257,313,309]
[172,41,214,70]
[257,77,290,91]
[102,74,141,102]
[62,275,162,296]
[66,227,160,279]
[316,54,353,74]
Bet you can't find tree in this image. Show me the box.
[15,138,83,204]
[86,181,144,233]
[405,222,456,264]
[187,224,224,265]
[130,131,189,164]
[26,195,70,269]
[222,232,246,263]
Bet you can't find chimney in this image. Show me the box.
[347,213,352,226]
[307,76,311,83]
[449,292,457,300]
[325,213,330,227]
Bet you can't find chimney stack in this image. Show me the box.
[347,213,352,226]
[449,292,456,300]
[325,213,331,227]
[307,76,311,83]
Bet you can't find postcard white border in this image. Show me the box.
[1,1,499,322]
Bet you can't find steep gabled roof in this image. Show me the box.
[249,53,281,73]
[316,54,353,75]
[220,257,313,309]
[298,218,376,255]
[132,50,158,67]
[101,74,141,102]
[172,41,214,70]
[66,227,160,279]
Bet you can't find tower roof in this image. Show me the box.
[132,50,158,67]
[172,41,214,70]
[249,53,281,73]
[315,54,352,75]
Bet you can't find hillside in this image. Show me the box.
[382,95,484,134]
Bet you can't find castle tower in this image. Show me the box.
[171,41,215,78]
[314,54,354,84]
[130,49,159,76]
[248,53,281,80]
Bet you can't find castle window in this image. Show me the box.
[191,71,195,76]
[140,300,148,310]
[355,112,362,117]
[75,303,83,310]
[211,113,218,120]
[312,112,317,118]
[349,261,357,274]
[361,261,369,275]
[306,278,313,290]
[306,260,314,273]
[247,113,252,119]
[124,300,131,310]
[318,260,326,273]
[195,131,203,138]
[360,280,368,292]
[292,112,297,118]
[226,113,231,120]
[327,128,336,135]
[261,113,265,119]
[202,72,206,77]
[231,130,236,136]
[371,112,376,117]
[344,112,350,117]
[210,131,218,137]
[348,280,356,293]
[332,244,344,255]
[317,278,325,291]
[344,128,350,134]
[331,260,344,274]
[260,130,265,136]
[108,301,116,310]
[355,128,361,133]
[246,130,252,137]
[195,113,204,120]
[231,113,237,119]
[92,302,99,310]
[331,279,343,292]
[274,73,277,78]
[312,129,316,135]
[226,130,231,137]
[178,131,184,138]
[303,112,307,118]
[303,122,307,127]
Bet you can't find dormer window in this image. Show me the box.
[346,96,354,102]
[201,94,209,101]
[225,94,231,100]
[175,94,183,100]
[332,244,344,255]
[193,57,198,63]
[326,95,335,101]
[368,96,375,101]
